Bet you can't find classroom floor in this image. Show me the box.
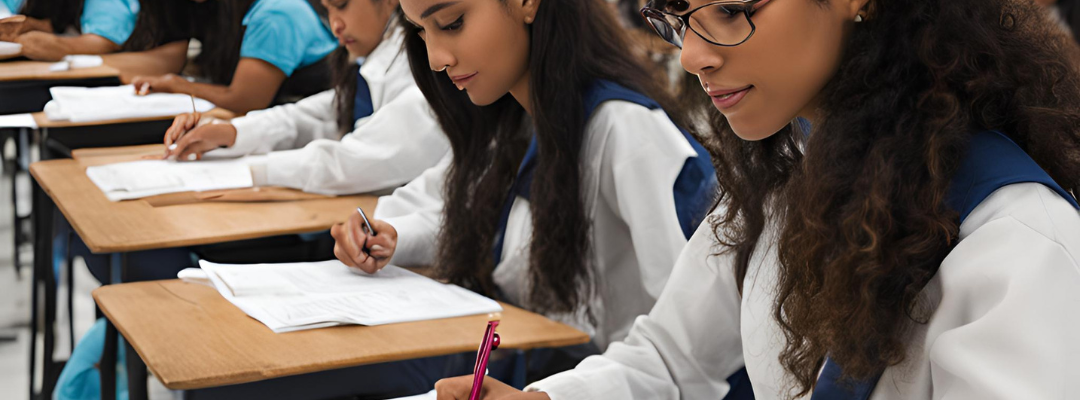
[0,141,177,399]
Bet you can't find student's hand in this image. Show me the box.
[434,375,551,400]
[131,73,187,95]
[0,16,48,42]
[331,217,397,274]
[13,31,63,61]
[165,123,238,161]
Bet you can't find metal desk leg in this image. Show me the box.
[125,338,148,400]
[101,318,117,400]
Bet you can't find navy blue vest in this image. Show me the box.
[352,67,374,125]
[811,130,1079,400]
[490,80,718,265]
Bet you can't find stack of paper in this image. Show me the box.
[44,85,215,123]
[86,159,254,201]
[199,260,503,333]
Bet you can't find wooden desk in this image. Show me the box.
[33,106,236,129]
[0,61,119,82]
[29,149,377,399]
[94,280,590,390]
[30,156,371,254]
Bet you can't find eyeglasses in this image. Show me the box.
[640,0,763,49]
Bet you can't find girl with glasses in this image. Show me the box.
[331,0,718,382]
[434,0,1080,398]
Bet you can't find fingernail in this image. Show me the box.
[370,245,385,252]
[187,153,196,161]
[168,144,177,151]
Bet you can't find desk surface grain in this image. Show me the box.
[94,280,590,389]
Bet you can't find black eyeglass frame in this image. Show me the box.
[640,0,763,49]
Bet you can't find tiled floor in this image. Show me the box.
[0,140,176,399]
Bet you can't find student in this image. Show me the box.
[432,0,1080,398]
[161,0,448,196]
[130,0,338,114]
[331,0,718,381]
[0,0,141,60]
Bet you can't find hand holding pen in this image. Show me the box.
[331,206,398,274]
[161,94,238,160]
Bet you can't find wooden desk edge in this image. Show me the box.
[32,108,236,129]
[93,285,590,390]
[29,159,364,253]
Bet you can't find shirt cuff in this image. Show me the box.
[379,213,438,267]
[220,116,265,156]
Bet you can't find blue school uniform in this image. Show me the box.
[240,0,337,76]
[0,0,22,15]
[80,0,140,46]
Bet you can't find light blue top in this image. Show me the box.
[0,0,23,16]
[240,0,337,76]
[80,0,140,46]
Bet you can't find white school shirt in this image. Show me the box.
[205,27,449,195]
[527,182,1080,399]
[374,101,701,350]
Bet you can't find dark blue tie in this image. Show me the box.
[352,67,373,125]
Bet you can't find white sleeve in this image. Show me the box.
[527,220,745,400]
[207,90,339,158]
[372,154,451,267]
[596,102,698,298]
[927,216,1080,399]
[257,87,450,195]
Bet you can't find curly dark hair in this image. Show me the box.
[703,0,1080,396]
[402,0,684,317]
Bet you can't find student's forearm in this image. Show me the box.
[105,41,189,83]
[174,81,272,114]
[18,33,120,61]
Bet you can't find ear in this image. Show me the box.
[521,0,542,24]
[844,0,872,21]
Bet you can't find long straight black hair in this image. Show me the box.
[402,0,684,316]
[123,0,198,52]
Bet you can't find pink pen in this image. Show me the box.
[469,313,502,400]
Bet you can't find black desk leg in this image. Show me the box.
[67,228,75,354]
[100,252,127,400]
[102,318,117,400]
[125,338,148,400]
[29,175,57,400]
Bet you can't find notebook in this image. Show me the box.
[197,259,504,333]
[86,159,254,201]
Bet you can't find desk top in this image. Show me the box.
[33,108,235,129]
[0,61,119,82]
[30,150,372,253]
[94,280,590,390]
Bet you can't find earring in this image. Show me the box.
[854,14,864,23]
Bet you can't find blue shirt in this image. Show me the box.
[240,0,337,77]
[80,0,139,46]
[0,0,22,16]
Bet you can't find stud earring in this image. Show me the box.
[855,14,864,23]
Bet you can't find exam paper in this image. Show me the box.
[199,259,503,333]
[86,159,254,201]
[389,390,437,400]
[44,85,215,123]
[0,113,36,128]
